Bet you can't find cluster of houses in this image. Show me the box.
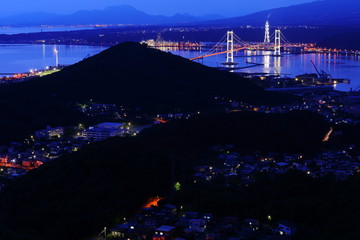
[79,103,127,119]
[220,90,360,125]
[304,148,360,179]
[107,204,296,240]
[193,146,360,186]
[0,135,90,179]
[154,113,195,124]
[104,143,359,240]
[0,122,136,179]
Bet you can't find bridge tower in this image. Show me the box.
[264,21,270,44]
[274,29,281,55]
[224,30,237,65]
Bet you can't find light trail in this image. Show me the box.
[143,196,164,208]
[322,127,333,142]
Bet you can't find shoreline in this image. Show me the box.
[0,24,358,52]
[0,41,358,57]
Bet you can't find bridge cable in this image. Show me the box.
[280,32,291,44]
[269,32,275,42]
[200,34,227,56]
[233,33,252,45]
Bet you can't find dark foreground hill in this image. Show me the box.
[0,42,294,143]
[0,111,329,240]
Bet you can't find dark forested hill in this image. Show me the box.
[0,111,329,240]
[0,42,294,143]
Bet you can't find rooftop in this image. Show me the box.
[97,122,125,129]
[155,225,176,232]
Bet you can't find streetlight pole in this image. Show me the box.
[54,48,59,68]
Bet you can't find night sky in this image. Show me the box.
[3,0,315,17]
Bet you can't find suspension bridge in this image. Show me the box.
[190,21,304,64]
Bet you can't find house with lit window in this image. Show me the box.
[278,221,296,236]
[153,225,176,240]
[35,126,64,139]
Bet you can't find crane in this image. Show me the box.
[311,60,331,82]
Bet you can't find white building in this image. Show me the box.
[82,122,126,141]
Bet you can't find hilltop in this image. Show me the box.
[33,42,291,110]
[0,42,294,143]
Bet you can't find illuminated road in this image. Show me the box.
[322,127,333,142]
[143,197,164,208]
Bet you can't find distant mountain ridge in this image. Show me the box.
[205,0,360,26]
[1,0,359,27]
[0,5,223,26]
[0,12,61,25]
[317,32,360,50]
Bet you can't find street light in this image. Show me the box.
[54,48,59,68]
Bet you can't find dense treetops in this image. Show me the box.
[0,111,328,240]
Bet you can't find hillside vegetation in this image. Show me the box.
[0,42,294,143]
[0,111,328,240]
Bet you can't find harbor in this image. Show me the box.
[166,48,360,92]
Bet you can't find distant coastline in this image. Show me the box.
[0,26,99,35]
[0,25,359,50]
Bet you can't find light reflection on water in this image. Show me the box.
[169,48,360,91]
[0,27,94,35]
[0,44,106,74]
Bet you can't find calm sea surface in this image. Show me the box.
[0,44,106,73]
[0,26,94,35]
